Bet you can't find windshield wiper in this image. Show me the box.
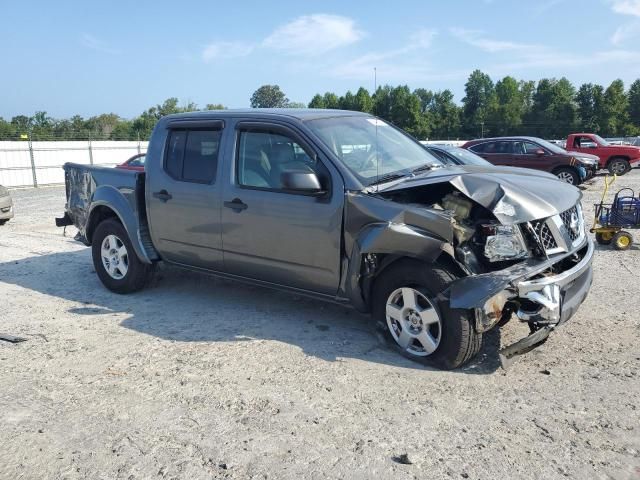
[368,172,407,186]
[411,163,441,174]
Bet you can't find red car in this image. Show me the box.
[116,153,146,172]
[462,136,598,185]
[566,133,640,175]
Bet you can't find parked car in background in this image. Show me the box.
[422,144,492,166]
[0,185,14,225]
[462,136,599,185]
[57,109,594,369]
[566,133,640,175]
[116,153,146,171]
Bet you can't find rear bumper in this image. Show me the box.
[0,195,14,220]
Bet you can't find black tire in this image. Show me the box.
[92,218,153,293]
[0,219,8,226]
[612,231,633,251]
[595,231,613,245]
[554,167,580,185]
[372,259,482,370]
[608,158,631,176]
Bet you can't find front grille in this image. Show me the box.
[530,204,583,255]
[531,220,558,251]
[559,206,580,242]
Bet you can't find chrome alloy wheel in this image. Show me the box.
[385,287,442,356]
[101,234,129,280]
[557,171,575,184]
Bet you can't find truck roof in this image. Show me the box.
[163,108,371,122]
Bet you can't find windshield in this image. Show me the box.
[592,134,609,146]
[534,138,568,154]
[306,116,442,185]
[441,147,490,165]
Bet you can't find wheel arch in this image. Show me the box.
[606,155,630,166]
[86,187,153,264]
[341,219,468,313]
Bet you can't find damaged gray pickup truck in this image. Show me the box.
[57,109,594,369]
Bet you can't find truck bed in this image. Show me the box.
[60,163,157,261]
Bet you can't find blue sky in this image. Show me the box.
[2,0,640,119]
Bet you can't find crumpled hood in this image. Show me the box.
[379,165,581,224]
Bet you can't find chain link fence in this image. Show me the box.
[0,133,148,188]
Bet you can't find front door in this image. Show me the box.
[146,122,225,270]
[220,122,343,295]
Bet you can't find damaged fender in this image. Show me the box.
[340,191,455,311]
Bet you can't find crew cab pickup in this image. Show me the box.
[567,133,640,175]
[57,110,594,369]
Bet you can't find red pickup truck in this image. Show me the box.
[566,133,640,175]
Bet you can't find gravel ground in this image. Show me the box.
[1,172,639,480]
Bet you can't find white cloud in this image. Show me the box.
[202,41,254,62]
[262,14,364,56]
[328,29,465,83]
[80,33,119,55]
[449,28,540,53]
[610,0,640,16]
[611,21,640,44]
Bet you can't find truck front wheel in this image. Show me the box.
[92,218,153,294]
[372,259,482,370]
[608,158,630,175]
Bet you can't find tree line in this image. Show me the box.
[305,71,640,140]
[2,71,640,142]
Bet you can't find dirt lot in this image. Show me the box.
[1,172,639,480]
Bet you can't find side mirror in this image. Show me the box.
[535,149,545,156]
[280,170,325,196]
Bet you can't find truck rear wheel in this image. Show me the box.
[92,218,153,294]
[608,158,630,175]
[372,259,482,370]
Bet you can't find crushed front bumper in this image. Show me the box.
[449,238,594,366]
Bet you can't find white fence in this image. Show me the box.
[0,141,148,188]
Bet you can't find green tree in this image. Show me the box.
[527,78,577,138]
[429,90,461,139]
[308,94,325,108]
[322,92,340,109]
[628,79,640,129]
[488,76,523,136]
[576,83,604,132]
[601,79,628,136]
[250,85,288,108]
[353,87,373,113]
[285,102,306,108]
[205,104,226,110]
[462,70,496,137]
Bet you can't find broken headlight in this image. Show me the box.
[482,224,529,262]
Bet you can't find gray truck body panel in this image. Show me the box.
[59,109,593,342]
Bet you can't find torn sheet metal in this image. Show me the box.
[379,165,582,225]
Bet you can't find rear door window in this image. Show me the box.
[164,129,222,183]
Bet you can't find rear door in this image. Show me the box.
[469,141,514,166]
[146,120,225,270]
[220,120,344,295]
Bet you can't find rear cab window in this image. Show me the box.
[164,128,222,183]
